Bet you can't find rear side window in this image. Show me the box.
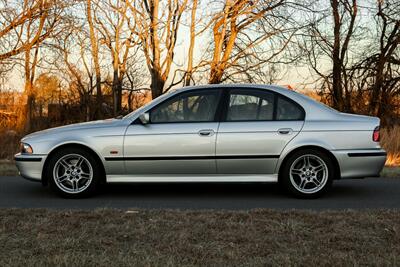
[227,90,275,121]
[276,96,304,121]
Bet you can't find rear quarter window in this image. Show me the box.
[276,96,304,121]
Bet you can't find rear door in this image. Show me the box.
[216,88,305,174]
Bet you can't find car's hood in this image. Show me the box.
[22,119,125,141]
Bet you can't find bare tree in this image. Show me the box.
[184,0,198,86]
[124,54,149,112]
[331,0,357,111]
[347,0,400,124]
[207,0,285,84]
[54,27,96,121]
[0,0,58,61]
[368,0,400,119]
[13,0,67,131]
[127,0,188,99]
[86,0,103,118]
[302,0,358,112]
[93,0,139,114]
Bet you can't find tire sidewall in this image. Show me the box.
[280,149,334,198]
[46,147,100,198]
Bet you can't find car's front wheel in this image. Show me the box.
[280,149,334,198]
[46,147,101,198]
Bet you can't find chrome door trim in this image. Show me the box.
[107,174,278,183]
[104,154,280,161]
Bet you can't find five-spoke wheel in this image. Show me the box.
[53,154,93,194]
[289,154,328,194]
[45,147,102,198]
[280,149,333,198]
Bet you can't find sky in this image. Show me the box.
[0,0,344,94]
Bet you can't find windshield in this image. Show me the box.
[123,91,174,120]
[123,101,152,120]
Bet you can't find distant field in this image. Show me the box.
[0,209,399,266]
[382,126,400,166]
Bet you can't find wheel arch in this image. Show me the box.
[277,145,341,181]
[41,143,106,186]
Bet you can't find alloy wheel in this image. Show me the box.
[53,154,93,194]
[289,154,328,194]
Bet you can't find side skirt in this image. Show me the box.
[106,174,278,183]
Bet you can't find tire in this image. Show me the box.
[280,149,334,199]
[45,147,102,198]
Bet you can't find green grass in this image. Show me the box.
[0,160,18,176]
[381,166,400,178]
[0,209,399,266]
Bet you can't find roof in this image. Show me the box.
[171,84,338,120]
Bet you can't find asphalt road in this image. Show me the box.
[1,176,399,210]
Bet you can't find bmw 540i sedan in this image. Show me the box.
[15,84,387,198]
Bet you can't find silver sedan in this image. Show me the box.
[15,84,387,198]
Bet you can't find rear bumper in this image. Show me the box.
[332,149,387,179]
[14,153,47,182]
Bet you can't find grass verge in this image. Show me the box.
[0,160,18,176]
[380,166,400,178]
[0,209,399,266]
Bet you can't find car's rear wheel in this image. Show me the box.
[280,149,334,198]
[46,147,101,198]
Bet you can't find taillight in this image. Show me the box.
[373,126,380,142]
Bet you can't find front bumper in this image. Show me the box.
[332,149,387,179]
[14,153,47,182]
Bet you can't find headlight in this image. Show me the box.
[20,143,33,154]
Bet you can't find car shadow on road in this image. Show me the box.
[6,176,393,210]
[100,179,376,199]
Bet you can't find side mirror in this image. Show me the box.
[139,113,150,125]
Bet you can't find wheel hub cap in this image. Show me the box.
[53,154,93,194]
[289,154,328,194]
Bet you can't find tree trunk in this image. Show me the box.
[185,0,197,86]
[209,66,224,84]
[331,61,344,111]
[24,76,35,132]
[94,75,102,119]
[87,0,103,119]
[377,90,389,126]
[112,69,119,115]
[117,72,125,112]
[25,92,34,133]
[128,91,133,112]
[150,71,165,99]
[331,0,344,111]
[369,55,386,116]
[117,78,122,112]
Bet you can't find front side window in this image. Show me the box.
[150,90,221,123]
[227,89,275,121]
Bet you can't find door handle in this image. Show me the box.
[198,129,215,137]
[278,128,293,135]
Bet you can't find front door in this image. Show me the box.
[216,88,305,174]
[124,89,222,175]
